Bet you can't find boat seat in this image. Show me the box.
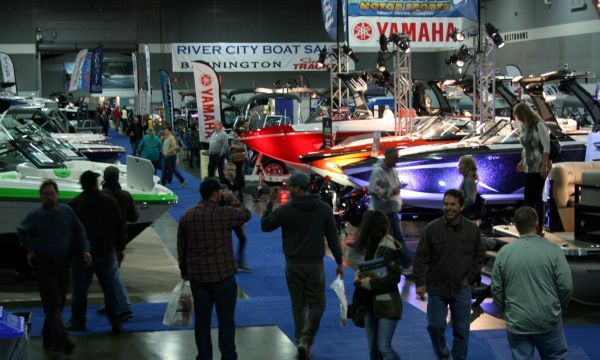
[548,161,600,232]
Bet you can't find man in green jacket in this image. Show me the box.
[492,206,572,360]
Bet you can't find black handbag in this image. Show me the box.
[347,302,365,328]
[462,193,485,220]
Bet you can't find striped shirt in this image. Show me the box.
[177,201,251,283]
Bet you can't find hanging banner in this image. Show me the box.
[0,52,17,95]
[192,61,222,142]
[89,46,103,94]
[348,16,470,50]
[348,0,478,22]
[172,42,333,72]
[144,43,151,114]
[321,0,348,42]
[158,69,174,127]
[132,52,139,94]
[69,49,88,92]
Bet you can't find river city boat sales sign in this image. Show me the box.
[172,43,333,73]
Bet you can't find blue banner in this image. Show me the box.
[321,0,348,42]
[89,46,103,94]
[159,69,174,126]
[348,0,478,22]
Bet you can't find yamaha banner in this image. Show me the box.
[192,61,222,142]
[158,69,175,127]
[172,42,333,72]
[348,16,470,50]
[69,49,88,92]
[348,0,478,22]
[89,46,103,94]
[321,0,348,42]
[0,52,17,95]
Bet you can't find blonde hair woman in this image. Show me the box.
[513,102,551,234]
[458,155,483,223]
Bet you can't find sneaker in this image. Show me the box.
[238,264,252,272]
[120,311,134,322]
[111,321,124,335]
[65,321,87,331]
[181,180,188,188]
[297,342,312,360]
[401,265,413,277]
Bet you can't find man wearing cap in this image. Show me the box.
[177,177,251,360]
[99,166,140,321]
[261,173,344,360]
[17,180,91,354]
[67,170,127,334]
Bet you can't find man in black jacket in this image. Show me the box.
[99,166,140,321]
[413,189,485,360]
[261,173,344,360]
[67,170,126,334]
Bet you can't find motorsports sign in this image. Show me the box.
[172,43,333,72]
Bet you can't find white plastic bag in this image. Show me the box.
[163,280,194,326]
[329,275,348,327]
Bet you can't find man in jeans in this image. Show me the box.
[177,178,251,360]
[161,126,187,188]
[368,148,412,273]
[17,180,91,354]
[261,173,344,360]
[207,120,228,181]
[67,171,127,334]
[413,189,485,360]
[492,206,572,359]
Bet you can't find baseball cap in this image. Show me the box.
[80,170,100,186]
[103,166,120,183]
[288,173,310,189]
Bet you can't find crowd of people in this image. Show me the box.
[17,101,574,360]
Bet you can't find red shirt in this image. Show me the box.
[177,201,251,283]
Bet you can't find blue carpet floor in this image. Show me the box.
[12,129,599,359]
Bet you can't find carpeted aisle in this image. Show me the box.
[12,128,600,359]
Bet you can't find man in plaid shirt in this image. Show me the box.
[177,177,251,360]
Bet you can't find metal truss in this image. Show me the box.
[330,51,350,113]
[473,28,497,124]
[393,50,412,135]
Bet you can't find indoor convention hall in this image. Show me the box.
[1,1,600,359]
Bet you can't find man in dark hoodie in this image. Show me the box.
[261,173,344,360]
[99,166,140,321]
[67,170,126,334]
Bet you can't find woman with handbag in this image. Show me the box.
[459,155,484,225]
[513,102,551,234]
[354,210,403,360]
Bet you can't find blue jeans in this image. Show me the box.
[190,276,238,360]
[364,309,401,360]
[113,261,131,315]
[70,255,121,324]
[426,285,472,360]
[507,325,568,360]
[161,155,185,185]
[386,212,412,268]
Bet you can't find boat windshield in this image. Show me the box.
[0,115,85,167]
[465,120,519,145]
[411,117,471,138]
